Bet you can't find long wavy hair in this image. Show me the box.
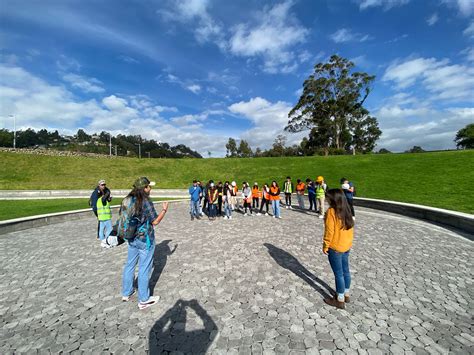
[325,189,354,230]
[127,187,150,216]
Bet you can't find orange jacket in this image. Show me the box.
[269,186,280,200]
[323,208,354,253]
[296,182,306,194]
[252,187,260,198]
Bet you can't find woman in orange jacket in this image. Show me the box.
[322,189,354,309]
[269,181,281,219]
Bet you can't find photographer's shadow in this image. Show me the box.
[150,240,177,295]
[148,299,217,354]
[264,243,334,299]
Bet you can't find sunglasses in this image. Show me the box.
[100,184,106,186]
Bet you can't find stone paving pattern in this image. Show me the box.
[0,201,473,354]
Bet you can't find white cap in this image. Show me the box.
[231,181,236,186]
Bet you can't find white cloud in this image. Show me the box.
[355,0,410,11]
[464,21,474,38]
[187,84,201,94]
[329,28,373,43]
[376,106,474,152]
[118,55,140,64]
[56,55,81,72]
[426,13,438,26]
[228,1,309,73]
[228,97,305,149]
[461,47,474,62]
[383,57,474,102]
[62,73,105,93]
[0,63,238,156]
[442,0,474,17]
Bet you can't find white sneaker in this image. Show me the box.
[285,206,289,209]
[319,215,324,219]
[229,216,232,219]
[101,241,110,249]
[265,213,269,216]
[273,215,276,218]
[289,206,293,209]
[122,289,136,302]
[138,296,160,310]
[277,216,282,219]
[244,213,247,216]
[256,213,261,216]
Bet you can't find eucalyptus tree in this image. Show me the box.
[286,55,381,155]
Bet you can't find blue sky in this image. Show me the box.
[0,0,473,156]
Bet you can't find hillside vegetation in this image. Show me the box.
[1,150,473,214]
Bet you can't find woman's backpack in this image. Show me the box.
[117,197,141,241]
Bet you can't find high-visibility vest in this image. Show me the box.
[270,186,280,200]
[262,187,270,200]
[96,198,112,221]
[284,181,293,193]
[252,187,260,198]
[316,184,325,198]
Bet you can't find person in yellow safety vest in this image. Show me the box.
[296,179,306,209]
[315,175,327,219]
[283,176,294,209]
[252,182,260,210]
[96,187,113,248]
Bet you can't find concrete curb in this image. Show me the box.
[0,189,188,200]
[354,197,474,239]
[0,199,188,236]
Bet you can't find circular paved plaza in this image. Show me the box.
[0,201,473,354]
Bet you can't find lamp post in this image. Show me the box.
[136,143,141,159]
[109,133,112,156]
[9,115,15,149]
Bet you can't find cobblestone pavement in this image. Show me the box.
[0,201,473,354]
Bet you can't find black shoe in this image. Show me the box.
[191,216,194,221]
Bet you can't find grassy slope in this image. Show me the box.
[0,150,473,214]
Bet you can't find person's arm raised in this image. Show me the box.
[152,201,169,226]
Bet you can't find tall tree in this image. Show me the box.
[286,55,380,154]
[238,139,253,157]
[76,129,91,143]
[455,123,474,149]
[225,137,238,157]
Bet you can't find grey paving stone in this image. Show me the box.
[0,202,472,353]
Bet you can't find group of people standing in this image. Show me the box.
[188,176,356,221]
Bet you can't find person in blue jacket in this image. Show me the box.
[306,178,316,211]
[189,180,202,221]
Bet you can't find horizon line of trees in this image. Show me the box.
[0,128,202,158]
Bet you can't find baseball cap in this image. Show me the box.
[133,176,156,189]
[98,179,106,185]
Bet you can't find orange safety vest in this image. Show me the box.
[252,187,260,198]
[262,188,270,200]
[269,186,280,200]
[296,182,306,194]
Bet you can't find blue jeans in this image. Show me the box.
[98,219,112,241]
[224,201,232,217]
[328,249,351,295]
[122,238,155,303]
[209,203,217,218]
[190,200,200,217]
[271,200,281,217]
[308,194,316,210]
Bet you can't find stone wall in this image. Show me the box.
[0,147,122,159]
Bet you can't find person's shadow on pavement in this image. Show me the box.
[150,240,177,296]
[264,243,334,299]
[148,299,217,354]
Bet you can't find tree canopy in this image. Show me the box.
[286,55,381,155]
[455,123,474,149]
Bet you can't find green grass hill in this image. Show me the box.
[1,150,473,214]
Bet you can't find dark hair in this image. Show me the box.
[340,177,348,184]
[193,180,197,183]
[272,180,279,187]
[297,179,301,183]
[127,187,150,216]
[286,176,291,179]
[305,178,311,182]
[325,189,354,230]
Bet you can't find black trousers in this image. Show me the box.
[285,193,292,206]
[259,198,269,213]
[252,198,259,208]
[347,198,355,216]
[218,196,223,215]
[308,194,316,210]
[244,201,252,214]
